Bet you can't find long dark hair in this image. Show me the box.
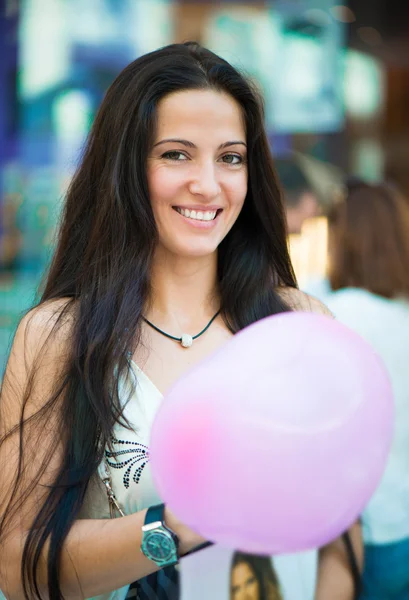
[0,42,296,599]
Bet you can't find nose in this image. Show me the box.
[188,160,221,199]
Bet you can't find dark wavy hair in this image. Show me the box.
[0,42,296,599]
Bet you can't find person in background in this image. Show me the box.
[326,178,409,600]
[230,552,283,600]
[274,157,320,235]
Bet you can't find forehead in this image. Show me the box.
[154,89,246,141]
[234,562,253,577]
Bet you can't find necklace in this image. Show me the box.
[143,310,220,348]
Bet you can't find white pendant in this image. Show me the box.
[181,334,193,348]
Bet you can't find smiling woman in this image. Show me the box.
[0,41,360,600]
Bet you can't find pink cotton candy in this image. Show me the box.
[150,312,394,554]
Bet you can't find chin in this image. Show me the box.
[183,247,218,259]
[172,242,219,259]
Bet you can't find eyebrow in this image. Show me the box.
[153,138,247,150]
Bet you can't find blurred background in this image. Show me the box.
[1,0,409,373]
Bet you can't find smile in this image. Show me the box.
[173,207,221,222]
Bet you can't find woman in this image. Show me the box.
[230,552,282,600]
[0,42,361,600]
[326,179,409,599]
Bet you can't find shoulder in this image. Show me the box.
[1,297,76,432]
[276,287,334,318]
[20,296,75,345]
[22,297,75,329]
[6,297,75,379]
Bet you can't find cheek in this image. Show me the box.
[226,172,248,210]
[148,166,185,209]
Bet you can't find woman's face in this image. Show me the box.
[231,562,261,600]
[147,89,248,260]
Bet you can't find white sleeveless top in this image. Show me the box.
[78,361,318,600]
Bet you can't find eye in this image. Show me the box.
[220,154,243,165]
[161,151,188,161]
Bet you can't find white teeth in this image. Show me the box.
[175,208,218,221]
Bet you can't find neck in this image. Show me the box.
[146,246,220,331]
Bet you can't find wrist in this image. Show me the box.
[164,506,206,557]
[140,504,179,567]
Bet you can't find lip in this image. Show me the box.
[172,207,222,229]
[172,205,223,212]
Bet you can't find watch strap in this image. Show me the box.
[145,503,166,526]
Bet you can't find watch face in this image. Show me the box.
[143,529,176,563]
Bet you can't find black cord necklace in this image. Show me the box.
[143,310,221,348]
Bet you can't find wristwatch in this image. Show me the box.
[140,503,179,567]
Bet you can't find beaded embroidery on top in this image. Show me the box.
[105,437,150,489]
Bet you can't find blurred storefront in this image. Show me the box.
[0,0,409,372]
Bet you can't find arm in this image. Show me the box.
[0,303,203,600]
[2,510,202,600]
[316,522,363,600]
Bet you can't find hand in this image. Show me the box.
[164,506,207,556]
